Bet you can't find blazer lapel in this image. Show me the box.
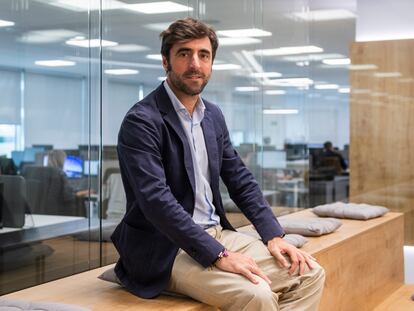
[201,108,219,192]
[155,85,196,196]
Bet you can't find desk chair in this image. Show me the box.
[22,166,78,216]
[318,157,343,176]
[0,175,26,228]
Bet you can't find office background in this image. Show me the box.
[0,0,413,295]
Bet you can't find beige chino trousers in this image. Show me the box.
[167,226,325,311]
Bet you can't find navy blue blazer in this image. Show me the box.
[111,84,284,298]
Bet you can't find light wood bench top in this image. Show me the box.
[239,208,403,256]
[372,284,414,311]
[4,264,216,311]
[4,209,404,311]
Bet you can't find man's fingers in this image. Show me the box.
[250,265,272,284]
[303,252,315,270]
[298,254,306,275]
[288,252,299,275]
[272,249,290,269]
[241,268,259,284]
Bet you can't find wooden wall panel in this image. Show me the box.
[350,39,414,244]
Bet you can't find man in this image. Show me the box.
[112,18,325,310]
[321,141,348,171]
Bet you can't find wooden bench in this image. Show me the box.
[4,209,405,311]
[372,284,414,311]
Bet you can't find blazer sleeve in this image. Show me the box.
[118,109,224,268]
[216,108,285,243]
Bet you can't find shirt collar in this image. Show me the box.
[163,80,205,122]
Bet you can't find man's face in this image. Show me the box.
[163,37,213,96]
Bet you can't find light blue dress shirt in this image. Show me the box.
[163,81,220,228]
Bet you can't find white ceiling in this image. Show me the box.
[0,0,410,98]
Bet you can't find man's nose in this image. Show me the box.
[189,54,201,69]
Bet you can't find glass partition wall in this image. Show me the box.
[1,0,413,295]
[0,0,102,294]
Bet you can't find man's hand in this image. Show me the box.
[267,237,316,275]
[214,250,272,285]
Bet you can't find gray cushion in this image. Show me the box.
[97,267,121,285]
[283,234,308,248]
[278,217,342,236]
[312,202,389,220]
[238,226,308,248]
[0,299,90,311]
[97,267,186,298]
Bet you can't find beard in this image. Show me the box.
[167,64,210,96]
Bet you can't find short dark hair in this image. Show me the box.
[323,141,333,149]
[160,18,219,62]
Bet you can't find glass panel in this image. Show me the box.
[1,0,412,296]
[261,0,310,212]
[0,0,100,294]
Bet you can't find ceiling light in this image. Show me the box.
[322,58,351,65]
[265,90,286,95]
[348,64,378,70]
[263,109,298,115]
[0,19,15,27]
[399,78,414,83]
[254,45,323,56]
[219,37,261,46]
[296,61,309,67]
[251,72,282,78]
[352,89,370,94]
[66,39,118,48]
[107,44,150,52]
[146,54,163,61]
[18,29,82,44]
[217,28,272,38]
[35,0,125,11]
[104,69,139,75]
[212,64,241,70]
[288,9,356,21]
[338,88,350,93]
[315,84,339,90]
[35,60,76,67]
[283,53,344,62]
[267,78,314,87]
[125,1,193,14]
[374,72,402,78]
[235,86,259,92]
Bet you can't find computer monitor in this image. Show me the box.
[256,150,287,169]
[23,147,44,163]
[83,160,99,176]
[285,143,308,160]
[11,151,24,168]
[63,155,83,178]
[43,154,49,166]
[32,144,53,151]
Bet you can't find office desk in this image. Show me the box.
[309,175,349,207]
[222,190,278,212]
[277,178,308,207]
[286,159,309,171]
[0,215,88,249]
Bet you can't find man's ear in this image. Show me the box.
[162,56,169,73]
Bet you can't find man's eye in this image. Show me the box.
[179,52,189,57]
